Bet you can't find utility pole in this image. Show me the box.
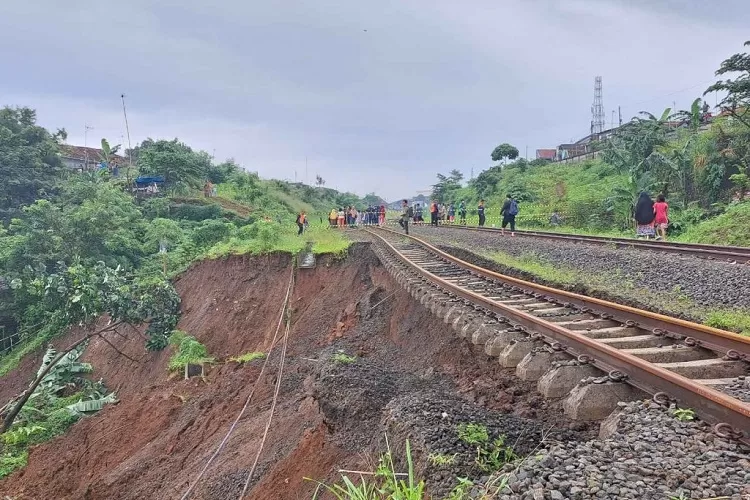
[525,145,528,160]
[305,156,308,185]
[120,94,133,165]
[618,106,622,126]
[611,110,615,130]
[84,124,94,170]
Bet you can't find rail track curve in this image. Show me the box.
[365,226,750,442]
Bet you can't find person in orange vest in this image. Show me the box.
[430,200,439,227]
[296,211,306,235]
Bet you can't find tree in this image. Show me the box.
[431,170,464,203]
[471,165,504,198]
[98,138,121,166]
[315,174,326,187]
[137,139,212,192]
[0,107,65,221]
[601,108,673,174]
[491,143,519,164]
[705,41,750,127]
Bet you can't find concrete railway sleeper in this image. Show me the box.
[365,227,750,444]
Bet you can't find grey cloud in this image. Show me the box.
[1,0,747,200]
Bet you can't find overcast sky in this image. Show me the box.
[1,0,748,200]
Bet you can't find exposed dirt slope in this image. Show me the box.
[0,244,591,499]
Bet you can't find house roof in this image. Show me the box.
[59,145,129,165]
[535,149,556,160]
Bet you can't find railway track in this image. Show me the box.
[365,226,750,442]
[431,224,750,263]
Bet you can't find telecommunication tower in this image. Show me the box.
[590,76,605,135]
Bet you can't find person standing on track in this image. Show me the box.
[379,204,386,226]
[500,194,519,236]
[399,199,413,234]
[415,203,424,225]
[337,207,345,228]
[448,203,455,224]
[477,199,486,227]
[653,194,669,240]
[634,192,656,239]
[430,200,439,227]
[458,200,467,225]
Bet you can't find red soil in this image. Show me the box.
[0,244,588,499]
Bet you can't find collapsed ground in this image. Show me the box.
[1,242,748,499]
[0,243,590,499]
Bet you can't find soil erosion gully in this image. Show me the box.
[364,226,750,442]
[443,225,750,264]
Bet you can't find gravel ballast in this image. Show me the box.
[489,400,750,499]
[410,226,750,312]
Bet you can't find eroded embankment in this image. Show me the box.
[0,243,592,499]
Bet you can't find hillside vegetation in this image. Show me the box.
[428,41,750,245]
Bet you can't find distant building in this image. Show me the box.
[535,149,557,161]
[59,145,129,172]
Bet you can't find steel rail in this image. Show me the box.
[435,224,750,263]
[366,227,750,439]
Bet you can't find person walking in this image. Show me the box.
[448,203,455,224]
[399,199,413,234]
[296,211,306,235]
[477,199,486,227]
[378,204,386,226]
[439,203,447,223]
[415,203,424,224]
[458,200,467,225]
[500,194,519,236]
[653,193,669,240]
[430,200,439,227]
[634,192,656,239]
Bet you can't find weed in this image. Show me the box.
[456,423,489,445]
[1,426,47,447]
[167,330,214,378]
[331,352,357,364]
[671,408,696,422]
[307,438,424,500]
[475,435,517,473]
[0,451,28,479]
[445,477,473,499]
[427,452,458,466]
[705,309,750,336]
[229,351,266,363]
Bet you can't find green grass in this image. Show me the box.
[205,224,350,258]
[0,450,28,479]
[485,250,579,284]
[427,452,458,466]
[675,201,750,247]
[704,310,750,336]
[331,352,357,364]
[456,423,489,445]
[167,330,214,372]
[229,351,266,363]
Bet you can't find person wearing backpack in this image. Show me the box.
[500,194,518,236]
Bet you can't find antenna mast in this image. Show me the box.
[591,76,605,135]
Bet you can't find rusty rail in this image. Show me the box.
[366,227,750,440]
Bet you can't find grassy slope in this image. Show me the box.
[675,202,750,247]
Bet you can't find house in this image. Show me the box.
[59,145,129,172]
[535,149,557,161]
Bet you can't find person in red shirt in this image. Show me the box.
[653,193,669,240]
[378,205,386,226]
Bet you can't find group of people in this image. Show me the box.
[328,205,387,229]
[634,192,670,240]
[398,194,520,236]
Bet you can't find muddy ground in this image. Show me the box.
[0,243,595,499]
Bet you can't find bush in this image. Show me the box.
[170,203,223,221]
[191,220,233,248]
